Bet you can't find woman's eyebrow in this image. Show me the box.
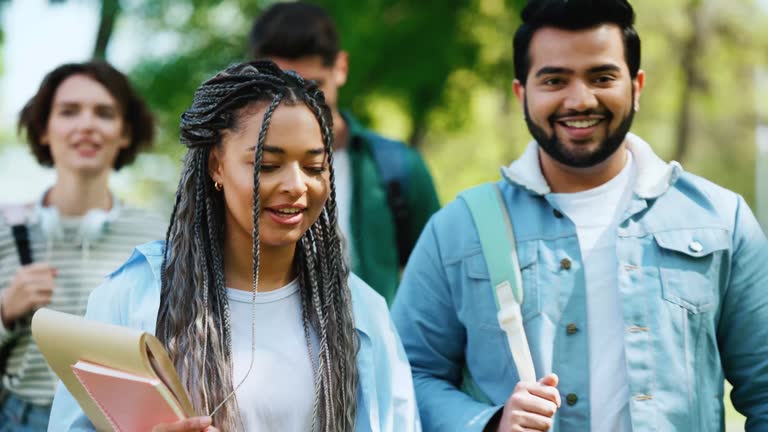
[260,145,284,153]
[249,145,325,155]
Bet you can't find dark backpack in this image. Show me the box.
[365,132,412,266]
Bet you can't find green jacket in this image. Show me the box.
[343,112,440,304]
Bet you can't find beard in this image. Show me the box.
[524,93,635,168]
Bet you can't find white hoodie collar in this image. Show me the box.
[500,133,683,199]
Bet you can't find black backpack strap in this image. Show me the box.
[11,225,33,265]
[1,204,34,265]
[367,133,412,266]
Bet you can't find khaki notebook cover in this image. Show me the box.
[31,308,195,432]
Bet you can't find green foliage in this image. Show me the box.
[124,1,256,154]
[315,0,479,139]
[123,0,506,151]
[112,0,767,209]
[629,0,768,207]
[316,0,526,143]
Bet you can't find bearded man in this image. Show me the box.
[391,0,768,431]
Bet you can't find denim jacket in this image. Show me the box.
[391,133,768,432]
[47,241,421,432]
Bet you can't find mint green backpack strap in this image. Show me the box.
[459,183,536,385]
[461,183,524,305]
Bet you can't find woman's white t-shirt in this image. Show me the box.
[227,280,319,431]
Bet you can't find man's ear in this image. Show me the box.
[512,79,526,110]
[632,69,646,111]
[333,51,349,88]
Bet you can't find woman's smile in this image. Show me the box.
[265,204,307,226]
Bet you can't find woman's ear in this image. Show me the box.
[119,126,132,149]
[208,147,223,185]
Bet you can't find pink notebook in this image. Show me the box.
[70,360,186,432]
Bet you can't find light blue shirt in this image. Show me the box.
[48,240,421,432]
[392,134,768,431]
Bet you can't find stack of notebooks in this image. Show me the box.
[32,308,196,432]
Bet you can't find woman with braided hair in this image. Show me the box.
[47,60,420,431]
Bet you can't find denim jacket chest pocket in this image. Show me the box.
[464,240,539,328]
[654,228,729,314]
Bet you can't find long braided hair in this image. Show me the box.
[156,61,358,431]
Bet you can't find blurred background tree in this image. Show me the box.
[86,0,765,208]
[93,0,121,59]
[0,0,765,222]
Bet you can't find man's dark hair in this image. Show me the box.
[249,2,339,66]
[514,0,640,84]
[18,61,154,170]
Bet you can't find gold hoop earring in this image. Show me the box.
[214,181,223,192]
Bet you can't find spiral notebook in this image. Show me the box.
[31,308,195,432]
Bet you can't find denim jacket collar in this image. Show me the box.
[501,133,683,199]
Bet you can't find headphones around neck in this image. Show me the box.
[35,196,121,244]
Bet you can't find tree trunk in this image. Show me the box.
[92,0,121,60]
[674,0,704,163]
[409,119,428,150]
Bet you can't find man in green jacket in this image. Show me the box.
[249,2,440,304]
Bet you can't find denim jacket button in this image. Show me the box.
[560,258,572,270]
[689,241,703,253]
[566,323,578,335]
[566,393,578,405]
